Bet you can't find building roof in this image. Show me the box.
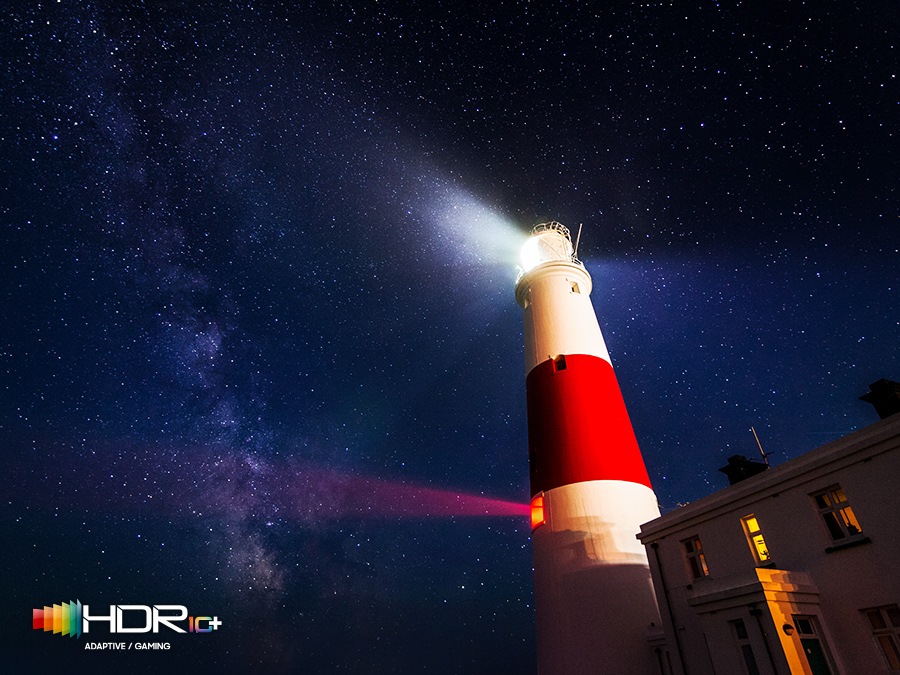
[638,414,900,542]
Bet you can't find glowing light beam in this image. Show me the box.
[10,441,530,523]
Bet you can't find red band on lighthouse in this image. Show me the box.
[526,354,652,495]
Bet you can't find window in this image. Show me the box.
[812,485,863,542]
[683,536,709,579]
[730,619,760,675]
[741,515,771,565]
[569,281,581,294]
[864,605,900,670]
[530,494,545,530]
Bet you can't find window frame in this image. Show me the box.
[740,514,772,566]
[811,485,864,544]
[863,605,900,671]
[682,535,710,580]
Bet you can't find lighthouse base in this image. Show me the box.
[532,480,661,675]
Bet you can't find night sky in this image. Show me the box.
[3,1,897,672]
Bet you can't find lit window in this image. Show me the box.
[812,485,863,542]
[530,494,545,530]
[683,536,710,579]
[730,619,761,675]
[741,515,771,564]
[864,605,900,670]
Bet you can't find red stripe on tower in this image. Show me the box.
[526,353,652,494]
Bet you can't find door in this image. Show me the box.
[793,616,834,675]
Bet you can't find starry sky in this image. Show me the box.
[3,1,897,672]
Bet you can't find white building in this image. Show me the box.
[638,409,900,675]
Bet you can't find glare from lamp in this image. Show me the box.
[520,230,574,273]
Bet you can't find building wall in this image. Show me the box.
[640,415,900,675]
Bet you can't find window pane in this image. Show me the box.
[822,512,845,540]
[688,557,702,579]
[869,610,888,631]
[832,487,848,503]
[795,618,813,636]
[839,507,862,535]
[877,635,900,670]
[815,493,831,508]
[752,534,770,561]
[732,619,748,640]
[887,607,900,628]
[745,517,760,533]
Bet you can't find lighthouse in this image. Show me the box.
[515,222,661,674]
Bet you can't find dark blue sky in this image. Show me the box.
[3,1,897,672]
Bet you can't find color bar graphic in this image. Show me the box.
[32,600,82,638]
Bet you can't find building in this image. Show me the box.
[638,409,900,674]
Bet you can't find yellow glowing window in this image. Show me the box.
[813,485,863,542]
[530,494,545,530]
[741,515,771,564]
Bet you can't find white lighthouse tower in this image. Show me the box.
[515,222,661,674]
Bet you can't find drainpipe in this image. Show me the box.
[650,542,689,675]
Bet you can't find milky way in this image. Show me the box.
[3,1,897,672]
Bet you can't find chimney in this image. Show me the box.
[718,455,769,486]
[860,379,900,420]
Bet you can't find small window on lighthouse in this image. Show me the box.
[530,494,545,530]
[570,281,581,294]
[553,355,567,371]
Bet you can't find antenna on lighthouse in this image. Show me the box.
[573,223,583,261]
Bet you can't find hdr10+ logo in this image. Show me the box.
[33,600,222,638]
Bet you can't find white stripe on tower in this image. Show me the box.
[515,222,661,675]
